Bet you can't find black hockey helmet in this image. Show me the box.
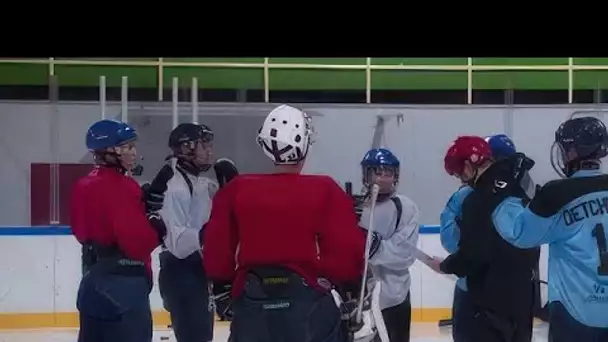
[168,123,214,173]
[551,116,608,177]
[168,123,213,151]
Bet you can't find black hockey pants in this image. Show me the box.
[228,267,345,342]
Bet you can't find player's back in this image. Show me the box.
[71,166,144,248]
[209,172,365,293]
[539,173,608,328]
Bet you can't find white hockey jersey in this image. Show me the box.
[359,194,420,310]
[159,163,218,259]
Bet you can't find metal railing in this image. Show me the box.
[3,57,608,104]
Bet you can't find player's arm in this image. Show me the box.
[369,198,420,271]
[108,183,162,261]
[492,185,567,248]
[202,182,238,282]
[439,186,472,253]
[440,211,494,278]
[317,178,366,285]
[161,184,202,259]
[69,180,88,244]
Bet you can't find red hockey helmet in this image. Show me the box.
[444,136,492,176]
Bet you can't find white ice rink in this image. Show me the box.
[0,322,551,342]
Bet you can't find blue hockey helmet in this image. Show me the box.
[360,148,400,190]
[86,119,137,151]
[551,116,608,177]
[484,134,516,160]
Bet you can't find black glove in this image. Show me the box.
[492,153,536,199]
[214,158,239,188]
[142,164,175,213]
[360,227,381,258]
[512,153,535,183]
[147,212,167,242]
[141,183,163,212]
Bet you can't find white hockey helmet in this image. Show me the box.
[257,104,314,165]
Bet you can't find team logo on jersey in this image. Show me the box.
[208,182,219,198]
[495,180,508,189]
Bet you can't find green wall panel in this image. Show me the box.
[269,70,365,90]
[373,58,468,65]
[0,63,48,85]
[2,58,608,90]
[163,67,264,89]
[54,65,157,88]
[372,71,468,90]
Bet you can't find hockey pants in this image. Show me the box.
[76,262,153,342]
[228,267,345,342]
[456,305,533,342]
[381,293,411,342]
[549,301,608,342]
[451,286,474,342]
[159,251,214,342]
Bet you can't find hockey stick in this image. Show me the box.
[438,319,452,327]
[356,184,380,324]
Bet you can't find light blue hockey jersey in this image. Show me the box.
[492,169,608,328]
[439,185,473,292]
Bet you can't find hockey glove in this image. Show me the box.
[142,164,175,212]
[214,158,239,188]
[147,212,167,243]
[512,152,536,183]
[360,227,381,258]
[141,183,163,212]
[494,153,537,200]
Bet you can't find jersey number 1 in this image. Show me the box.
[592,223,608,276]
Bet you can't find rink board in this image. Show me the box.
[0,225,489,329]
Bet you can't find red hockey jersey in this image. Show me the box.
[70,166,160,273]
[203,173,366,296]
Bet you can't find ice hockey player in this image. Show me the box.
[71,119,169,342]
[439,134,517,342]
[492,116,608,342]
[142,122,239,342]
[354,147,419,342]
[432,135,538,342]
[202,104,366,342]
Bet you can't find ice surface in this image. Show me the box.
[0,322,551,342]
